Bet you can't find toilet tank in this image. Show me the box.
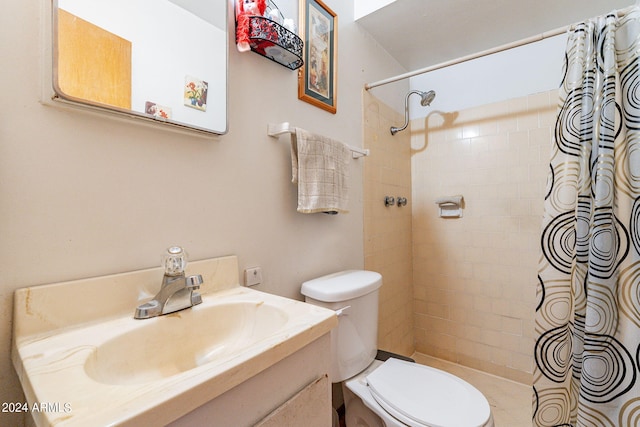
[301,270,382,383]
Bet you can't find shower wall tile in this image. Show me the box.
[363,91,415,357]
[410,89,557,384]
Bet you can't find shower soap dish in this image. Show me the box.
[436,195,464,218]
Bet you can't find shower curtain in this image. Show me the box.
[534,6,640,427]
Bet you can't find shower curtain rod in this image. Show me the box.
[364,4,635,90]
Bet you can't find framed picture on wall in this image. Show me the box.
[298,0,337,114]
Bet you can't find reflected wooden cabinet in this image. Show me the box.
[57,9,131,110]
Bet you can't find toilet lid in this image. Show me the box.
[365,358,491,427]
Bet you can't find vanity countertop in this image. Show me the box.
[12,256,337,426]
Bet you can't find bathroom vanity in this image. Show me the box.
[12,256,336,426]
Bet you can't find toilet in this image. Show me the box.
[301,270,494,427]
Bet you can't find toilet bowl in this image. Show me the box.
[301,270,494,427]
[344,359,494,427]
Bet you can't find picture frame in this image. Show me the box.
[298,0,337,114]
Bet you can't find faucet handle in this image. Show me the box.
[186,274,203,289]
[162,246,188,276]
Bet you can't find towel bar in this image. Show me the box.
[267,122,370,159]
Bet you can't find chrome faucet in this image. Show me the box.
[134,246,203,319]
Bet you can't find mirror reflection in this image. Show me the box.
[53,0,227,135]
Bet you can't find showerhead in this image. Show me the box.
[390,89,436,135]
[419,90,436,107]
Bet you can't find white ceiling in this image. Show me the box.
[356,0,636,71]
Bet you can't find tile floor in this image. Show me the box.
[412,353,532,427]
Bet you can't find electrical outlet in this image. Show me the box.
[244,267,262,287]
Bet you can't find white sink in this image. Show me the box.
[85,300,289,385]
[12,256,337,427]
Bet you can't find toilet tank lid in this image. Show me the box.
[301,270,382,302]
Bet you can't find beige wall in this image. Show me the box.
[411,90,557,383]
[0,1,407,425]
[363,91,414,356]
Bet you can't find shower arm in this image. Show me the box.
[390,113,410,136]
[390,90,433,136]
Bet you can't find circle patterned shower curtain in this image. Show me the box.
[534,7,640,427]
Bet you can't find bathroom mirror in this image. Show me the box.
[51,0,228,135]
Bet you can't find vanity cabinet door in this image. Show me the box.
[255,375,331,427]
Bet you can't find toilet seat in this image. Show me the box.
[365,358,491,427]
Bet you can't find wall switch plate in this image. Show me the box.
[244,267,262,287]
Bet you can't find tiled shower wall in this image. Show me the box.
[363,90,414,357]
[410,90,557,383]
